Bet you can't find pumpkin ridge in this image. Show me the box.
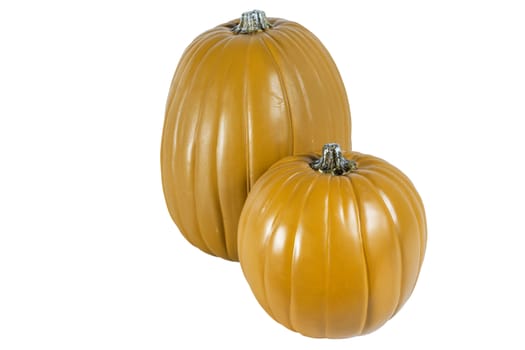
[242,34,254,192]
[257,34,294,155]
[290,26,351,145]
[239,167,304,304]
[263,157,302,175]
[165,29,223,105]
[261,30,302,152]
[346,175,370,335]
[162,33,229,234]
[358,167,422,311]
[364,164,426,268]
[354,172,404,322]
[284,27,336,143]
[259,170,311,322]
[213,36,240,259]
[161,37,231,219]
[187,35,239,257]
[190,68,215,256]
[323,174,332,337]
[270,29,315,143]
[190,35,240,257]
[329,176,345,337]
[165,31,230,118]
[288,174,322,334]
[163,34,229,161]
[271,18,288,27]
[166,28,226,95]
[281,27,349,149]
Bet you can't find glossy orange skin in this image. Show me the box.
[161,18,351,261]
[238,151,426,338]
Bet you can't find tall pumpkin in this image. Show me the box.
[161,10,351,261]
[238,144,426,338]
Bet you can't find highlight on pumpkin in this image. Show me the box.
[161,9,424,340]
[238,145,426,338]
[161,10,351,261]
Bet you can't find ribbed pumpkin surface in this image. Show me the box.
[161,17,351,261]
[238,151,426,338]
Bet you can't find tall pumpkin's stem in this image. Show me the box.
[310,143,357,176]
[232,10,272,34]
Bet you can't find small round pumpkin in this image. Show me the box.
[238,144,426,338]
[161,10,351,261]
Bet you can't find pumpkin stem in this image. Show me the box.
[310,143,357,176]
[232,10,272,34]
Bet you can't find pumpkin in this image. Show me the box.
[161,10,351,261]
[238,143,426,338]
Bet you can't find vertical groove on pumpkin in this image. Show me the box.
[288,24,351,149]
[360,168,415,302]
[362,162,425,310]
[260,170,307,322]
[258,34,294,155]
[358,173,404,322]
[368,162,426,268]
[191,66,214,256]
[397,168,427,267]
[323,175,332,337]
[262,31,302,153]
[369,158,426,250]
[242,35,254,193]
[391,169,427,306]
[270,28,315,148]
[284,26,335,145]
[163,32,227,243]
[213,36,237,259]
[260,209,276,320]
[172,34,231,253]
[347,177,370,335]
[335,176,347,337]
[280,25,346,150]
[288,175,320,333]
[164,33,210,117]
[164,29,226,118]
[238,163,299,269]
[191,34,237,256]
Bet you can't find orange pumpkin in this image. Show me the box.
[161,10,351,261]
[238,144,426,338]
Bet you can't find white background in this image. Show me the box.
[1,0,524,349]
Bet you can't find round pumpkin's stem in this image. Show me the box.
[310,143,357,176]
[232,10,272,34]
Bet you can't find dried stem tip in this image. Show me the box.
[232,10,272,34]
[310,143,357,176]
